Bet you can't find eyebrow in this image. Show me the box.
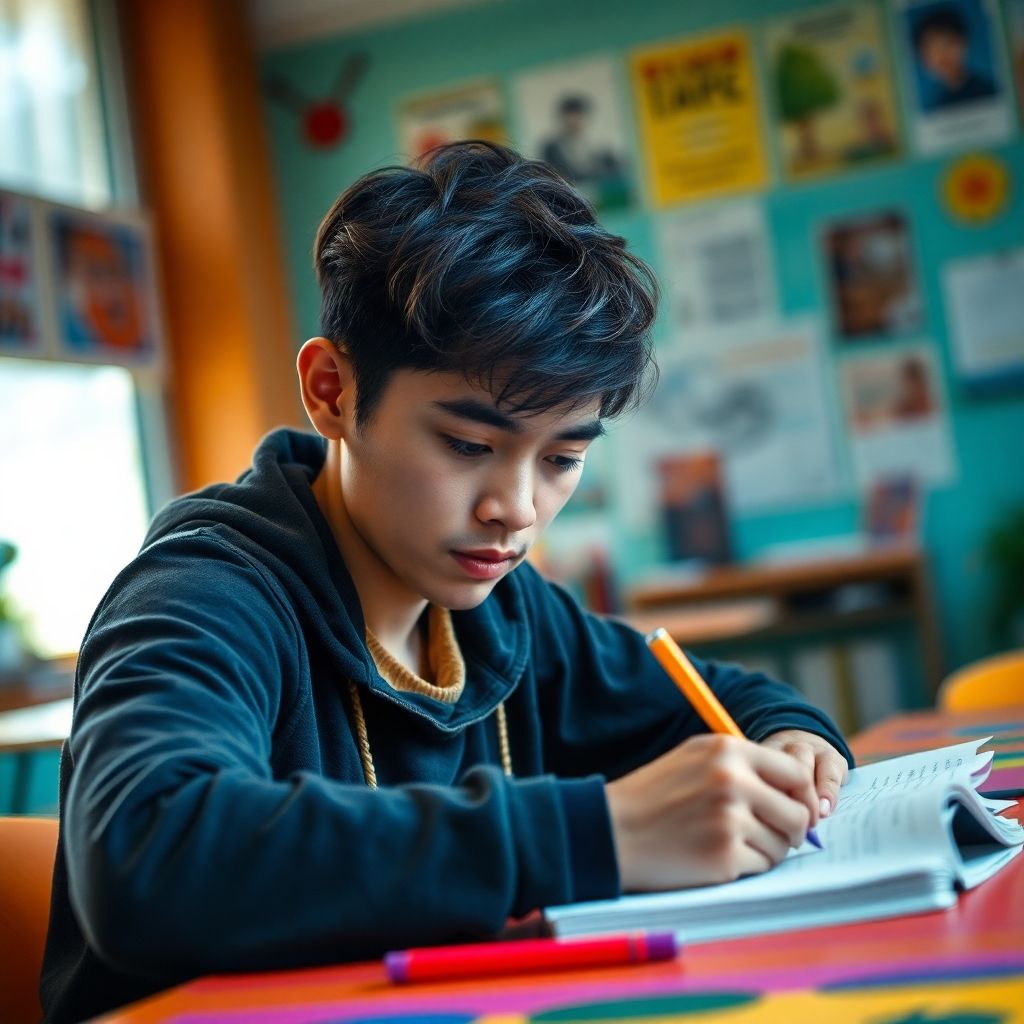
[433,398,606,442]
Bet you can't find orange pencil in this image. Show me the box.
[645,627,823,849]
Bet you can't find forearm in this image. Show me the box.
[66,762,600,981]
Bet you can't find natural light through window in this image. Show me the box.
[0,0,109,206]
[0,358,150,656]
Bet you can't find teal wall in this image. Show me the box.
[259,0,1024,673]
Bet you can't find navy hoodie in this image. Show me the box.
[41,428,851,1022]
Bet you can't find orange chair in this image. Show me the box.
[0,816,59,1024]
[938,649,1024,712]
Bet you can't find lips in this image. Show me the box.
[450,548,521,581]
[457,549,517,562]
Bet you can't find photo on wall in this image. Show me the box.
[895,0,1013,153]
[839,345,956,486]
[395,79,508,163]
[46,205,161,367]
[0,192,45,356]
[514,55,634,212]
[658,450,733,566]
[763,3,902,182]
[822,211,922,340]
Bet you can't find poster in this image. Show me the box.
[631,29,770,206]
[47,205,161,367]
[943,248,1024,392]
[895,0,1013,153]
[822,210,922,339]
[0,192,44,356]
[616,321,840,526]
[839,345,956,486]
[657,199,778,335]
[514,55,634,211]
[395,80,507,163]
[764,3,902,181]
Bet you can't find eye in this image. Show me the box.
[547,454,583,473]
[444,436,491,458]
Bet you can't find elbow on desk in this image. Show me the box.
[74,853,218,981]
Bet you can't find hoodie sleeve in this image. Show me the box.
[64,534,608,984]
[517,564,853,782]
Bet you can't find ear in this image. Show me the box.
[296,337,356,440]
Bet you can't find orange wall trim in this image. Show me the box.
[120,0,303,492]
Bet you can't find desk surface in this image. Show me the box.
[95,708,1024,1023]
[0,696,72,754]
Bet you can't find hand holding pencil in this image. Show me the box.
[604,630,823,892]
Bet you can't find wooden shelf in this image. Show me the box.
[625,546,943,694]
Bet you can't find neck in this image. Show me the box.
[312,440,428,668]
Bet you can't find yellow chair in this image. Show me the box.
[0,816,59,1024]
[938,649,1024,712]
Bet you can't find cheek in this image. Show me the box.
[536,474,580,527]
[348,441,462,527]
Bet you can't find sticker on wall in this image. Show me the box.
[821,210,922,340]
[264,53,368,151]
[894,0,1014,155]
[513,55,634,212]
[943,248,1024,393]
[0,192,47,357]
[630,28,770,207]
[763,3,903,182]
[941,151,1010,223]
[839,344,956,487]
[657,199,779,335]
[395,79,508,164]
[43,204,162,369]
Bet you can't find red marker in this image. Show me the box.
[384,932,678,984]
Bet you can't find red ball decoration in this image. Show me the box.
[303,103,347,149]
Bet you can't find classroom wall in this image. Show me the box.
[257,0,1024,673]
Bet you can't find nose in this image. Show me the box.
[474,462,537,533]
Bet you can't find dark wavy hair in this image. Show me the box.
[314,141,659,428]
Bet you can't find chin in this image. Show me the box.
[426,579,499,612]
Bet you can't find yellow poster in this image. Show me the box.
[631,29,769,207]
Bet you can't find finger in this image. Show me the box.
[737,809,791,869]
[748,744,818,824]
[745,773,812,850]
[778,742,820,824]
[815,753,849,818]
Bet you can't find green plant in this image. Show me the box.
[0,540,15,623]
[984,505,1024,645]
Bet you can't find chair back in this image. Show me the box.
[939,649,1024,712]
[0,816,59,1024]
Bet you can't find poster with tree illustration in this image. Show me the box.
[765,3,902,181]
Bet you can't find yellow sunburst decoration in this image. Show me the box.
[942,153,1010,224]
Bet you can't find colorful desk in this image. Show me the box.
[853,704,1024,797]
[95,709,1024,1023]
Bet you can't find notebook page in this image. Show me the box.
[829,739,991,821]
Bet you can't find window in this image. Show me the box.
[0,0,171,659]
[0,0,109,207]
[0,359,150,655]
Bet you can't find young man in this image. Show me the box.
[41,142,850,1023]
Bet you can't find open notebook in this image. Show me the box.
[546,738,1024,944]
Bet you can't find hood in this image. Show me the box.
[143,428,529,731]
